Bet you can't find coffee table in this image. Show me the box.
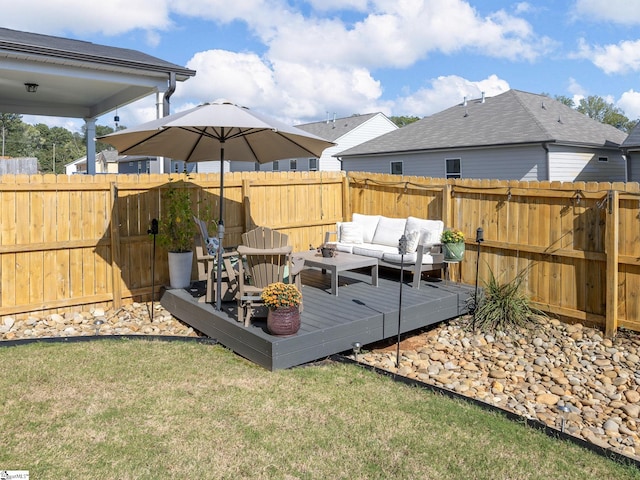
[294,250,378,296]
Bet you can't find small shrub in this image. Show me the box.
[471,266,544,333]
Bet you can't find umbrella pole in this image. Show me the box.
[215,142,225,311]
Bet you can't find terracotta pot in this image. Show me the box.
[267,305,301,336]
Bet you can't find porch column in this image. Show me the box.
[85,117,97,175]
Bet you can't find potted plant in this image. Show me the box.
[158,183,196,288]
[261,282,303,336]
[441,228,465,262]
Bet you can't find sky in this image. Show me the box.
[2,0,640,132]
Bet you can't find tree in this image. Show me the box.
[554,95,575,108]
[576,95,635,133]
[390,115,420,127]
[0,113,28,157]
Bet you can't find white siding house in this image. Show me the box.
[339,90,628,182]
[230,112,397,172]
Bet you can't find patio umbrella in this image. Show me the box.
[98,99,334,310]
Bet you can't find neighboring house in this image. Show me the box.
[65,150,169,174]
[228,112,398,172]
[621,122,640,182]
[338,90,628,182]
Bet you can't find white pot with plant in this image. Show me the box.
[158,183,196,289]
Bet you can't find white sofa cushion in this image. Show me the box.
[405,217,444,245]
[340,222,363,244]
[352,243,397,259]
[404,230,420,253]
[383,250,443,265]
[352,213,381,243]
[371,216,407,247]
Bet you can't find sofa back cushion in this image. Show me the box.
[339,222,364,244]
[405,217,444,245]
[371,216,407,247]
[351,213,381,243]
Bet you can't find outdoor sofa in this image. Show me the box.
[324,213,445,288]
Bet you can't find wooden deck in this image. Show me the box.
[161,268,474,370]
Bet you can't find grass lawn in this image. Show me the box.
[1,339,638,480]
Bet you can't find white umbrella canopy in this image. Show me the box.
[98,99,334,311]
[99,99,333,163]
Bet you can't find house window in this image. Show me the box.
[290,159,297,171]
[129,161,134,167]
[390,161,403,175]
[445,158,461,178]
[309,158,318,171]
[598,156,609,162]
[273,160,279,171]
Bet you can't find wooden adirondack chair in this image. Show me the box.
[236,226,304,327]
[193,216,238,304]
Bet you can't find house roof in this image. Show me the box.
[295,112,384,142]
[0,27,195,118]
[621,122,640,149]
[339,90,628,157]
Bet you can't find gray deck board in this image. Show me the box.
[161,268,473,370]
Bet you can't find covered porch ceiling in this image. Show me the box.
[0,27,196,120]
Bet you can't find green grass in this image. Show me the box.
[0,339,638,479]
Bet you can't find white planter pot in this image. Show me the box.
[168,251,193,289]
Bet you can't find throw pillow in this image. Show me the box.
[404,230,420,253]
[340,222,364,244]
[419,228,440,245]
[206,237,224,256]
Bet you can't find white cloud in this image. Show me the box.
[573,0,640,25]
[617,90,640,120]
[0,0,172,37]
[178,49,385,123]
[266,0,554,69]
[567,77,586,105]
[394,74,510,117]
[575,38,640,74]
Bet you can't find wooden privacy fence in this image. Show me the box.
[1,170,638,337]
[0,171,345,319]
[348,172,640,336]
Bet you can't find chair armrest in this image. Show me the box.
[324,231,337,244]
[290,257,305,276]
[236,245,293,256]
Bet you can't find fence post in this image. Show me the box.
[342,174,351,221]
[442,183,452,227]
[605,189,619,338]
[110,182,123,309]
[242,178,252,231]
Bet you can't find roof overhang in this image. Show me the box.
[337,139,624,159]
[0,31,195,119]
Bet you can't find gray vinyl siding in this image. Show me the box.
[342,145,547,180]
[627,152,640,182]
[548,145,626,182]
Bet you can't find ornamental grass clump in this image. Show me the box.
[473,267,544,333]
[441,228,465,243]
[261,282,302,309]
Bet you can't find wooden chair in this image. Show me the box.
[236,226,304,327]
[193,216,238,304]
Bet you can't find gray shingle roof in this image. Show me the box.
[339,90,627,157]
[0,27,195,79]
[295,113,382,142]
[622,122,640,149]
